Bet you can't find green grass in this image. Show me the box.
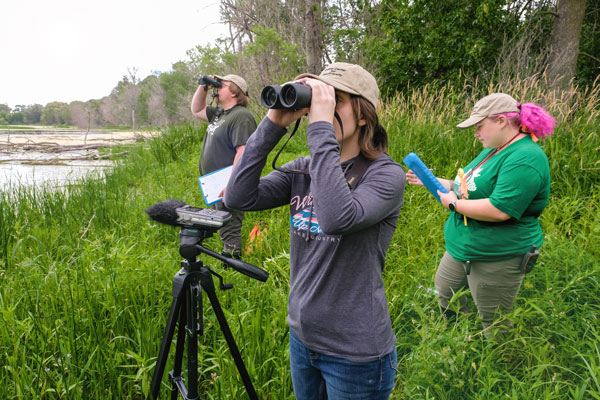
[0,78,598,399]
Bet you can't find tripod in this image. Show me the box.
[147,227,269,400]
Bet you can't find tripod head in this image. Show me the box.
[145,199,269,282]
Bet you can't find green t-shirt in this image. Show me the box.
[444,136,550,261]
[199,105,257,175]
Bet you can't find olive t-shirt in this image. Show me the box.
[199,105,257,175]
[444,136,550,261]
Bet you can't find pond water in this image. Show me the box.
[0,128,153,191]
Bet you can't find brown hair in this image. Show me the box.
[350,95,388,160]
[228,83,249,107]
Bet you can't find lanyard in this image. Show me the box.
[463,131,522,181]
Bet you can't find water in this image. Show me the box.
[0,128,152,191]
[0,161,112,190]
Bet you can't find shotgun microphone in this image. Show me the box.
[145,199,230,229]
[145,199,187,226]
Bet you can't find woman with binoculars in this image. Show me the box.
[225,63,405,399]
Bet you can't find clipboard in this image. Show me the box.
[403,152,448,203]
[198,165,233,205]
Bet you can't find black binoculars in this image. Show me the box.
[198,75,222,90]
[261,83,312,110]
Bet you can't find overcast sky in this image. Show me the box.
[0,0,228,108]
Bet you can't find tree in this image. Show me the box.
[368,0,516,94]
[99,73,142,126]
[547,0,588,88]
[159,61,196,122]
[323,0,378,66]
[22,104,43,124]
[134,75,169,126]
[219,0,326,73]
[69,101,90,129]
[41,102,70,125]
[0,104,10,124]
[575,0,600,86]
[186,44,228,78]
[305,0,325,73]
[243,26,305,85]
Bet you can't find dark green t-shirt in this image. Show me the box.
[199,105,257,175]
[444,136,550,261]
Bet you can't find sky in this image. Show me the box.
[0,0,229,109]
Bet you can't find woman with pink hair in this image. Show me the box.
[407,93,556,339]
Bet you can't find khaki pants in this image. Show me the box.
[435,251,525,335]
[210,201,244,256]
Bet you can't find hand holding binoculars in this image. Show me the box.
[198,75,222,90]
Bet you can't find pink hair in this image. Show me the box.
[492,103,556,139]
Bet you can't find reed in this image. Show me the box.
[0,76,598,399]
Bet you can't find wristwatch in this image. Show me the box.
[449,199,458,212]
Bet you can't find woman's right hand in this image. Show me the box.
[406,169,426,186]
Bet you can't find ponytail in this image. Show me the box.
[518,103,556,139]
[492,103,556,141]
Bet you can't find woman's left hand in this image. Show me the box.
[437,190,458,210]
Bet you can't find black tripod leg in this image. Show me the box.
[170,299,188,400]
[184,283,202,400]
[148,293,184,400]
[202,276,258,400]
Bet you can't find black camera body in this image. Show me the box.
[198,75,222,90]
[261,83,312,110]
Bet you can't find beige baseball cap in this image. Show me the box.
[295,62,380,108]
[457,93,520,128]
[214,74,249,96]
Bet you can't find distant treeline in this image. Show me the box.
[2,0,598,128]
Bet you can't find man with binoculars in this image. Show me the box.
[191,74,257,259]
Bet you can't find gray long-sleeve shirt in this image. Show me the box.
[225,117,406,362]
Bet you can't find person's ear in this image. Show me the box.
[357,112,366,127]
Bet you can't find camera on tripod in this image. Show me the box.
[261,82,312,110]
[175,205,230,229]
[144,199,268,399]
[198,75,222,90]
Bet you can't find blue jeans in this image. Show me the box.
[289,330,397,400]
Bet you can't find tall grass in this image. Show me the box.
[0,77,598,399]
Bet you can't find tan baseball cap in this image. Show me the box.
[214,74,249,96]
[457,93,520,128]
[295,62,380,108]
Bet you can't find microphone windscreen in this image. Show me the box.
[145,199,188,226]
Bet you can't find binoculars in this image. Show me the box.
[198,75,222,90]
[261,83,312,110]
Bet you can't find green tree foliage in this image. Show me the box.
[158,61,196,121]
[186,44,227,79]
[324,0,377,65]
[243,25,305,84]
[576,0,600,86]
[0,104,10,124]
[135,79,153,126]
[22,104,43,124]
[41,102,70,125]
[368,0,516,94]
